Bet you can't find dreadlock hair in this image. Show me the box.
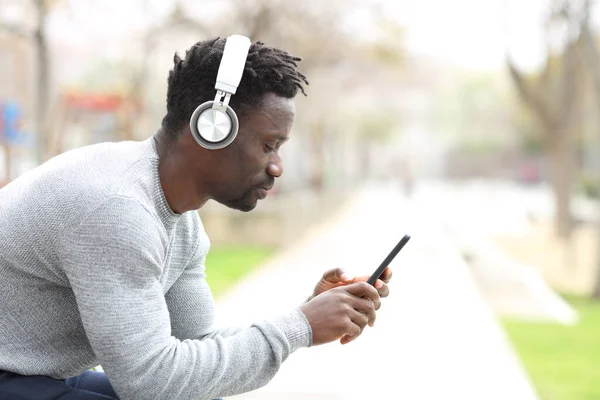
[161,37,309,137]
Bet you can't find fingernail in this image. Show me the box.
[375,280,383,289]
[340,273,352,281]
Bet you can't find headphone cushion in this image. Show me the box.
[189,101,239,150]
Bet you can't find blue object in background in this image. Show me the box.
[0,102,31,146]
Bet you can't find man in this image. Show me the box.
[0,37,391,400]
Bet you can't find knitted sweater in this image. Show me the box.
[0,137,312,400]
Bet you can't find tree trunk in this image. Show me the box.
[547,130,575,238]
[360,142,369,181]
[593,114,600,298]
[309,122,326,191]
[579,2,600,299]
[592,121,600,299]
[594,229,600,297]
[34,0,49,163]
[2,142,11,184]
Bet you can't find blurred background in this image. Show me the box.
[1,0,599,399]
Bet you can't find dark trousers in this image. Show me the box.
[0,369,119,399]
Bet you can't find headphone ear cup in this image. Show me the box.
[189,101,239,150]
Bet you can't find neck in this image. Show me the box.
[154,129,209,213]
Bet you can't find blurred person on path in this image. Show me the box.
[394,158,414,197]
[0,36,391,400]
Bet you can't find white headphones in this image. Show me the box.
[190,35,252,150]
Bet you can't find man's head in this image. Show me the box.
[159,37,308,212]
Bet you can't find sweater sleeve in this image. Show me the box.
[62,197,311,400]
[164,238,296,342]
[164,253,245,340]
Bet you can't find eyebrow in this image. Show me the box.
[267,134,289,144]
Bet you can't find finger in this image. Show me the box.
[349,308,369,331]
[344,282,381,307]
[348,275,370,283]
[375,281,389,298]
[351,268,393,284]
[380,267,393,283]
[351,297,377,326]
[340,320,361,345]
[340,333,358,345]
[321,268,353,284]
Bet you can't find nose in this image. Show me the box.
[267,156,283,178]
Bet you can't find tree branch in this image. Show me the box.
[579,6,600,102]
[160,2,211,37]
[559,39,582,131]
[0,23,31,39]
[506,56,557,131]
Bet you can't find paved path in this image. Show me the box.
[214,182,539,400]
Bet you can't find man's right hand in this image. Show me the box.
[299,282,381,346]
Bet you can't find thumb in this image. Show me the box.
[322,268,353,284]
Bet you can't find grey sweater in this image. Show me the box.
[0,137,312,400]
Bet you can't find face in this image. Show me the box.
[207,93,295,212]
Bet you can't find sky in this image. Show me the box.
[2,0,594,73]
[384,0,547,71]
[346,0,556,72]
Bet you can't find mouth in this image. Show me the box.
[255,185,273,200]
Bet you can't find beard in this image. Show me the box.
[215,175,274,212]
[218,187,259,212]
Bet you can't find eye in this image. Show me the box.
[264,143,276,153]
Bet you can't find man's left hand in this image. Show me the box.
[308,267,392,304]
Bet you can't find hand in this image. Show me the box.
[299,282,381,346]
[310,267,392,301]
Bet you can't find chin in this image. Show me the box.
[230,201,257,212]
[218,195,258,212]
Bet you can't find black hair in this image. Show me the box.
[161,37,309,136]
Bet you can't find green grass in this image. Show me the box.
[502,295,600,400]
[204,245,275,298]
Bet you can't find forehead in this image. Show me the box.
[239,94,295,138]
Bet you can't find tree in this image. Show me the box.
[0,0,57,164]
[33,0,51,163]
[577,0,600,298]
[507,0,585,239]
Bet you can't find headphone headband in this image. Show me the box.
[215,35,251,94]
[190,34,251,150]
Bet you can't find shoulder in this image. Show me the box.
[59,195,171,275]
[69,195,168,248]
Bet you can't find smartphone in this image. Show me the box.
[367,234,411,285]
